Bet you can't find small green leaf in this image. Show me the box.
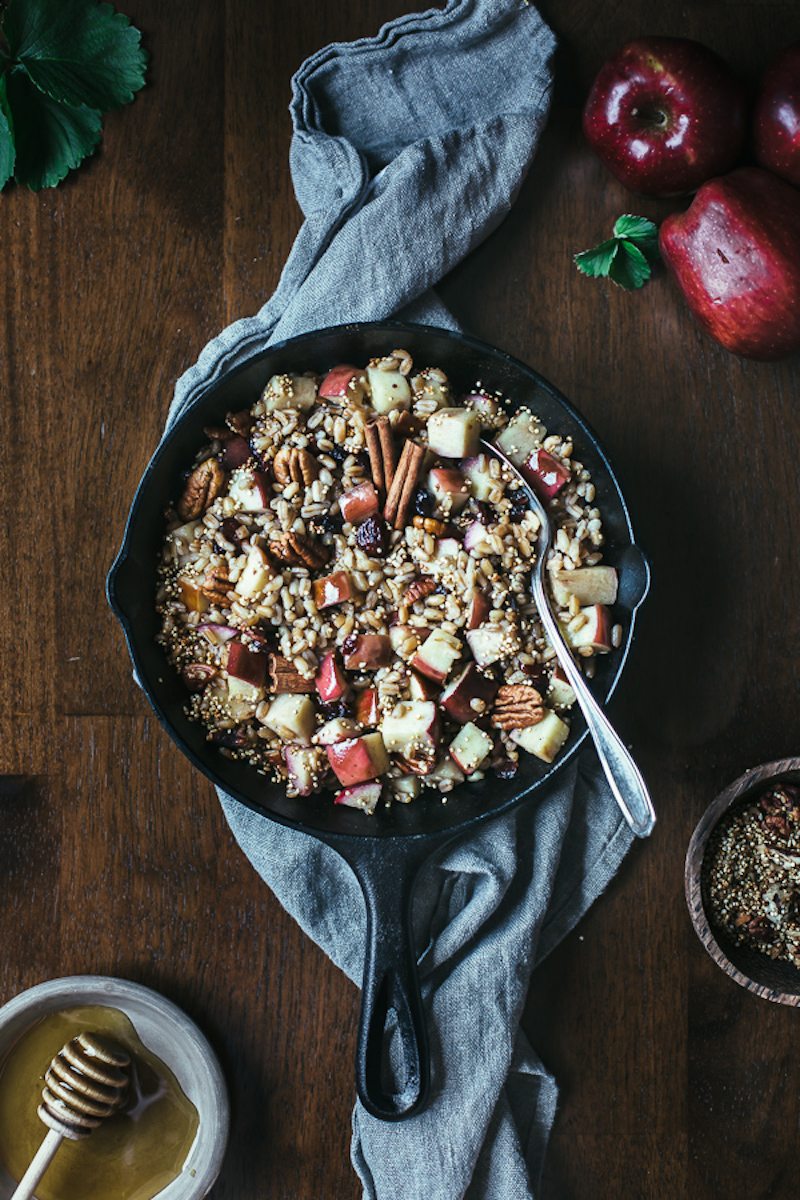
[574,238,619,279]
[0,76,15,189]
[612,214,659,246]
[3,0,147,111]
[608,240,651,290]
[7,68,101,190]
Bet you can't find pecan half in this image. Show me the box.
[202,565,233,607]
[177,458,225,521]
[268,531,329,570]
[406,577,437,605]
[491,684,545,731]
[267,654,314,693]
[273,446,318,486]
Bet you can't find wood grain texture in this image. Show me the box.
[1,0,800,1196]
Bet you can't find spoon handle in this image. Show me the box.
[10,1128,63,1200]
[532,575,655,838]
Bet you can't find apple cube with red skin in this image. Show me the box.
[179,577,209,613]
[315,717,359,746]
[227,641,267,689]
[461,454,494,502]
[356,687,379,726]
[409,670,438,702]
[284,745,326,796]
[343,634,392,670]
[319,364,362,400]
[221,436,252,470]
[389,624,421,656]
[466,588,490,631]
[380,701,440,756]
[229,468,271,512]
[511,709,569,763]
[334,781,382,814]
[236,547,272,600]
[466,625,507,668]
[565,605,612,653]
[548,665,577,710]
[521,450,570,501]
[315,651,349,703]
[391,775,421,803]
[339,481,379,525]
[411,629,462,683]
[463,521,489,554]
[199,622,237,645]
[427,408,481,459]
[449,722,493,776]
[440,664,499,724]
[428,757,465,788]
[427,468,469,513]
[263,694,316,742]
[494,410,547,467]
[227,675,263,707]
[551,566,618,608]
[313,571,355,610]
[366,366,411,414]
[327,732,389,786]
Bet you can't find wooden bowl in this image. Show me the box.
[685,757,800,1006]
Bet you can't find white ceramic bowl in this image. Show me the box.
[0,976,229,1199]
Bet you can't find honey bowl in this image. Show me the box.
[0,977,228,1199]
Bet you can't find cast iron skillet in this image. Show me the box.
[107,322,650,1121]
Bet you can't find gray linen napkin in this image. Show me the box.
[163,3,635,1196]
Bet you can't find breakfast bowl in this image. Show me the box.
[107,321,651,1117]
[685,757,800,1006]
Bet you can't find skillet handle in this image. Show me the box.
[348,840,430,1121]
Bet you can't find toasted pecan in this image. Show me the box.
[201,565,233,607]
[267,654,314,693]
[177,458,225,521]
[406,577,437,605]
[268,531,329,570]
[491,684,545,731]
[273,446,318,486]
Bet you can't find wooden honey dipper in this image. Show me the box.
[10,1031,131,1200]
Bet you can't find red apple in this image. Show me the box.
[229,468,271,511]
[659,167,800,360]
[427,467,469,513]
[521,450,569,501]
[564,605,612,653]
[356,687,379,726]
[227,641,267,689]
[449,722,493,776]
[408,670,438,702]
[754,44,800,188]
[411,629,462,683]
[221,436,252,470]
[312,570,355,610]
[466,588,491,631]
[326,733,389,786]
[440,664,499,724]
[315,717,359,746]
[314,651,348,703]
[319,364,360,399]
[334,781,382,814]
[284,745,326,796]
[339,481,379,525]
[583,38,747,196]
[343,634,392,671]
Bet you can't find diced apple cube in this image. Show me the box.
[427,408,481,459]
[356,687,379,726]
[440,664,499,724]
[521,449,570,501]
[334,781,382,814]
[326,732,389,785]
[409,670,438,701]
[463,521,489,554]
[551,566,618,607]
[565,605,612,653]
[433,537,461,564]
[235,547,272,600]
[548,666,577,710]
[411,370,450,410]
[318,364,363,401]
[464,393,501,422]
[314,651,349,703]
[461,454,495,502]
[199,622,237,645]
[511,709,569,763]
[390,775,421,803]
[229,468,270,512]
[343,634,392,670]
[465,625,508,668]
[366,366,411,414]
[284,745,326,796]
[178,577,209,613]
[227,674,264,704]
[263,694,316,742]
[449,722,493,775]
[466,588,490,630]
[427,467,469,513]
[427,757,466,788]
[263,373,318,411]
[339,481,379,524]
[380,701,439,756]
[315,717,359,746]
[227,641,267,688]
[494,410,547,466]
[411,629,462,683]
[312,570,355,610]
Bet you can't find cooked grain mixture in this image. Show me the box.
[706,782,800,969]
[156,350,621,813]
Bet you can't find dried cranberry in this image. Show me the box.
[413,489,434,517]
[492,758,518,781]
[508,489,531,522]
[209,728,249,749]
[356,514,388,556]
[220,517,246,549]
[319,699,350,720]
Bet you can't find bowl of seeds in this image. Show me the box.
[685,757,800,1006]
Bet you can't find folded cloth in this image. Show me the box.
[164,3,635,1196]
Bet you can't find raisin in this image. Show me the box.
[209,728,249,749]
[508,489,531,523]
[470,499,493,525]
[319,699,350,720]
[356,514,388,557]
[313,511,343,536]
[330,443,348,464]
[413,488,434,517]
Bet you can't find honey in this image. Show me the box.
[0,1005,199,1200]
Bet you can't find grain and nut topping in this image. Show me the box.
[157,350,619,814]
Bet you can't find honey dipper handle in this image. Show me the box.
[9,1128,63,1200]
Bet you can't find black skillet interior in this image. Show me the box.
[108,321,649,845]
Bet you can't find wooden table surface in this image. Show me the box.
[2,1,800,1196]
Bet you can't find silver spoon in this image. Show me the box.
[480,437,656,839]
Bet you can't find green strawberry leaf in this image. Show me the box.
[608,240,651,290]
[6,68,101,190]
[3,0,147,111]
[0,76,15,189]
[612,214,658,247]
[574,238,619,279]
